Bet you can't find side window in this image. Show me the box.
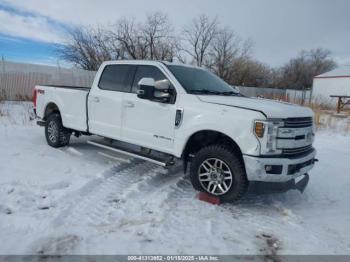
[132,66,168,93]
[98,65,134,92]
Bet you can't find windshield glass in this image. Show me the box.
[167,65,240,95]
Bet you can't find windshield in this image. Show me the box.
[166,65,240,95]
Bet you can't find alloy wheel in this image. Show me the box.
[198,158,233,195]
[47,121,58,144]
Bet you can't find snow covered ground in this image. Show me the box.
[0,101,350,255]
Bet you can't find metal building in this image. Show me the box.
[312,66,350,106]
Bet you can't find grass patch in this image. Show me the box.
[15,94,32,101]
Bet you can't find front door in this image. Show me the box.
[122,65,177,153]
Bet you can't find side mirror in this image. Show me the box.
[154,79,171,99]
[137,77,171,102]
[155,79,170,90]
[137,78,155,100]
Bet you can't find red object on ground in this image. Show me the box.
[198,192,221,205]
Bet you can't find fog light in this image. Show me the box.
[265,165,272,172]
[265,165,283,174]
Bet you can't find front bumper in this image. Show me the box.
[248,173,309,194]
[243,150,317,182]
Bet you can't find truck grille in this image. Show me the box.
[282,145,313,156]
[284,117,313,128]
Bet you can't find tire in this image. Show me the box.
[190,144,248,202]
[45,113,71,148]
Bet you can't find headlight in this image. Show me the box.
[254,120,283,155]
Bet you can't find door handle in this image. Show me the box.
[124,101,135,108]
[93,97,100,103]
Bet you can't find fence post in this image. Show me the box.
[309,88,313,105]
[1,56,5,99]
[1,56,5,74]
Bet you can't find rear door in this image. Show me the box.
[88,64,135,140]
[122,65,177,153]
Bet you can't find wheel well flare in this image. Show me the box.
[44,103,60,120]
[183,130,243,160]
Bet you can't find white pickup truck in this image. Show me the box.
[34,60,317,202]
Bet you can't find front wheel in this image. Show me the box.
[45,113,71,148]
[189,145,248,202]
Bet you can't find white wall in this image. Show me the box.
[312,77,350,106]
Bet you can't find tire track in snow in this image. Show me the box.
[81,166,192,230]
[32,161,196,254]
[31,159,162,254]
[66,162,194,233]
[52,159,160,227]
[105,171,199,246]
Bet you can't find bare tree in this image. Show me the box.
[58,27,118,71]
[142,12,174,60]
[58,12,177,69]
[207,27,253,82]
[57,12,337,92]
[183,15,218,66]
[112,17,148,59]
[277,48,336,90]
[228,58,272,87]
[308,48,337,77]
[110,12,177,61]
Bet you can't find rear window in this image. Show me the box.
[98,65,134,92]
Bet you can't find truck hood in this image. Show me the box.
[197,95,314,119]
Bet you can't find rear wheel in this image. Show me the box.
[45,113,71,148]
[190,144,248,202]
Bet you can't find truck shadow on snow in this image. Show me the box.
[45,136,308,214]
[66,138,308,209]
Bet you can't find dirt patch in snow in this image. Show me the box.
[257,233,282,262]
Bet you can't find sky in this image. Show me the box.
[0,0,349,68]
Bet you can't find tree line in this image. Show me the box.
[57,12,336,90]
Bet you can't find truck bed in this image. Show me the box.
[42,85,91,91]
[35,85,90,132]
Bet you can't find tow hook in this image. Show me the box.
[294,173,309,193]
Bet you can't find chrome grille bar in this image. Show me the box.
[282,145,313,155]
[283,117,313,128]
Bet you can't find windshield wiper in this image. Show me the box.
[220,91,240,96]
[188,89,222,95]
[189,89,241,96]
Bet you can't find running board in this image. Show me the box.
[87,140,174,167]
[97,151,131,164]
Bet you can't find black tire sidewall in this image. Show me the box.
[45,114,70,148]
[190,145,247,202]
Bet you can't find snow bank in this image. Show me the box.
[0,102,349,255]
